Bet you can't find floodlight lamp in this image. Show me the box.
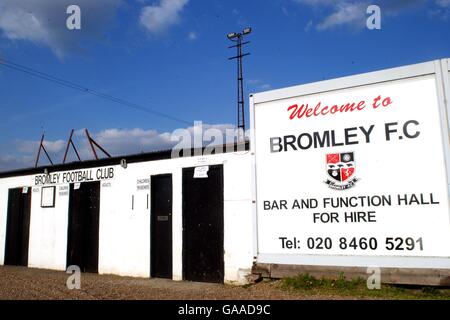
[242,27,252,35]
[227,32,238,39]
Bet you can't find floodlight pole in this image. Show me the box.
[228,29,251,142]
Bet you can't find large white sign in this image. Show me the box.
[254,75,450,259]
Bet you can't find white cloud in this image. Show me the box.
[0,138,67,169]
[86,127,175,156]
[17,139,66,154]
[187,30,197,40]
[293,0,437,31]
[0,154,35,171]
[430,3,450,18]
[293,0,369,30]
[247,79,261,85]
[0,0,122,58]
[316,2,367,31]
[0,7,49,43]
[304,20,313,32]
[248,79,272,91]
[140,0,189,35]
[88,123,241,157]
[437,0,450,7]
[433,0,450,19]
[0,123,241,171]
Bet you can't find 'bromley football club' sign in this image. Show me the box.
[325,152,358,190]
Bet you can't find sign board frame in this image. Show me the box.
[250,58,450,270]
[41,186,56,208]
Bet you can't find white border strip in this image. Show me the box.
[249,94,258,261]
[257,253,450,269]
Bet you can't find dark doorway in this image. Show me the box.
[4,187,31,266]
[151,174,173,279]
[182,165,224,283]
[66,181,100,273]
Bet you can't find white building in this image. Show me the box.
[0,145,254,284]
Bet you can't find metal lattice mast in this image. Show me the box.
[228,28,252,142]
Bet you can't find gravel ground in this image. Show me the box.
[0,265,340,300]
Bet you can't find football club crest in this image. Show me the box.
[325,152,358,190]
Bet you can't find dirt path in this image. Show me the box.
[0,266,340,300]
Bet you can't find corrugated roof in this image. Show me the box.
[0,141,250,178]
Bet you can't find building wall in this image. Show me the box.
[28,186,69,271]
[0,151,254,284]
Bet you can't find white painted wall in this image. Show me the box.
[28,189,69,271]
[0,150,254,284]
[97,151,254,283]
[1,176,89,271]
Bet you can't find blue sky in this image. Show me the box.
[0,0,449,170]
